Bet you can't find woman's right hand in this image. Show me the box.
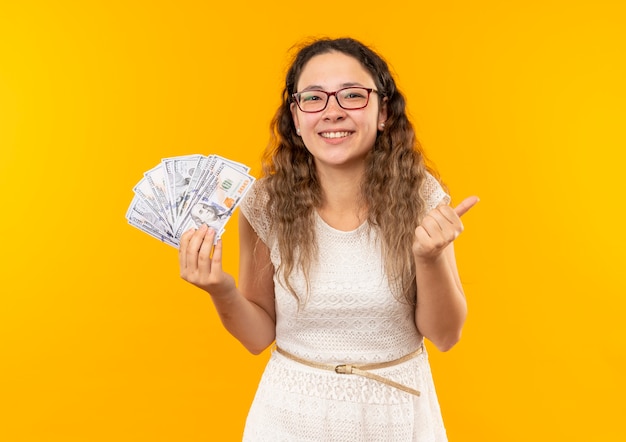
[179,224,236,297]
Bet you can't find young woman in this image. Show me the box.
[179,37,478,441]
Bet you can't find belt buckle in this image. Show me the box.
[335,364,353,374]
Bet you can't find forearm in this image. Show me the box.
[414,250,467,352]
[209,287,276,355]
[411,196,478,351]
[178,223,276,355]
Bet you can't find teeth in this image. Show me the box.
[320,131,350,139]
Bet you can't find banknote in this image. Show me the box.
[126,194,172,236]
[162,154,203,223]
[132,177,170,228]
[126,154,255,247]
[175,155,251,229]
[126,196,178,247]
[143,164,173,229]
[177,155,218,222]
[175,162,255,239]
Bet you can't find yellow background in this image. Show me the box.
[1,0,624,440]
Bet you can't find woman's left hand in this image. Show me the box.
[412,196,479,262]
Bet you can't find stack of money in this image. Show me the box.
[126,154,255,247]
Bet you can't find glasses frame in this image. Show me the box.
[292,87,378,113]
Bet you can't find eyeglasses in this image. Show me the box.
[292,87,378,113]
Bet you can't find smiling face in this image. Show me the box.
[290,51,387,171]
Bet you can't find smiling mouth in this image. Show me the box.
[319,131,352,139]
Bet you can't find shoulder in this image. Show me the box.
[241,177,269,209]
[239,178,271,243]
[421,172,451,212]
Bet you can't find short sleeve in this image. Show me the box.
[421,172,451,213]
[239,178,271,245]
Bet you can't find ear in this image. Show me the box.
[290,102,300,133]
[378,96,388,126]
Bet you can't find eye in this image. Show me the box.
[341,88,367,100]
[300,91,324,102]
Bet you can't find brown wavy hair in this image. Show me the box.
[261,37,440,305]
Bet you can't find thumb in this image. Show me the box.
[453,196,480,217]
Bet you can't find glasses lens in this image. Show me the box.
[297,91,327,112]
[337,88,370,109]
[295,88,372,112]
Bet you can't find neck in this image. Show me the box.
[315,164,367,230]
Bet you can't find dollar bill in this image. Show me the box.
[144,163,174,230]
[127,154,255,248]
[175,161,255,240]
[163,154,203,223]
[177,155,218,222]
[126,196,178,247]
[132,177,170,229]
[126,194,173,238]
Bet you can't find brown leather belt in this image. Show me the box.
[274,344,423,396]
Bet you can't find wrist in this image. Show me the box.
[413,252,445,268]
[208,285,238,302]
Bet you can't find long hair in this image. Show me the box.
[262,37,439,305]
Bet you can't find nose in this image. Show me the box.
[322,95,346,120]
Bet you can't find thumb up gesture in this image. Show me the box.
[412,196,479,261]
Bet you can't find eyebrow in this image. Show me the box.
[299,82,369,92]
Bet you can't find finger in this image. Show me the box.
[431,204,461,228]
[186,224,208,269]
[197,228,216,272]
[413,224,444,258]
[418,215,442,238]
[211,238,224,272]
[420,212,445,237]
[431,206,462,242]
[454,196,480,217]
[414,224,435,246]
[422,213,459,247]
[436,204,458,224]
[179,228,196,268]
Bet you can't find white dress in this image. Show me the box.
[239,174,450,442]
